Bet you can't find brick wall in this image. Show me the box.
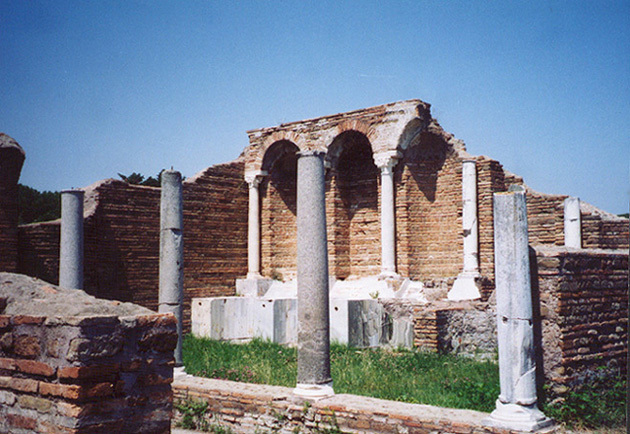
[533,246,628,395]
[0,272,176,434]
[173,375,527,434]
[17,160,248,332]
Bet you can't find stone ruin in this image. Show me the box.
[0,99,628,431]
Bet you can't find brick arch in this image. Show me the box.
[252,131,306,172]
[329,120,378,151]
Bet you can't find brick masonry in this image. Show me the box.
[18,161,248,332]
[173,375,547,434]
[0,272,177,434]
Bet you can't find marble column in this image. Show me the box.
[294,150,334,399]
[374,151,401,278]
[483,186,552,431]
[448,160,481,300]
[564,197,581,249]
[159,170,184,367]
[245,170,267,279]
[59,189,84,290]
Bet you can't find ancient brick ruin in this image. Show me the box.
[0,272,176,433]
[1,99,628,424]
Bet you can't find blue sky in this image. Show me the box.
[1,1,628,214]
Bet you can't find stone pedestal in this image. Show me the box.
[159,170,184,367]
[449,160,481,301]
[483,187,553,431]
[294,151,333,399]
[374,151,401,279]
[59,189,84,290]
[235,277,273,297]
[564,196,581,249]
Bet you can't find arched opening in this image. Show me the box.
[260,141,299,281]
[327,131,379,279]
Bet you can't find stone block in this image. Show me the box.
[272,298,297,344]
[236,278,273,297]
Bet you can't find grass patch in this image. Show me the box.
[182,335,500,413]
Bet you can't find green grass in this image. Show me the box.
[183,335,628,429]
[182,335,500,413]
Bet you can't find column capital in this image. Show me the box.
[244,170,267,188]
[297,150,326,159]
[373,151,402,171]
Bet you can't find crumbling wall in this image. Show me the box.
[0,272,176,433]
[0,133,26,273]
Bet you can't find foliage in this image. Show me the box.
[174,399,234,433]
[618,212,629,218]
[18,184,61,224]
[117,171,162,187]
[182,336,500,413]
[542,374,626,429]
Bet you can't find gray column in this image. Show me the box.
[448,160,481,300]
[294,151,334,398]
[159,170,184,367]
[483,187,552,431]
[373,151,401,278]
[59,189,84,289]
[245,170,267,279]
[564,196,581,249]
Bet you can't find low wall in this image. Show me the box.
[0,272,176,434]
[534,246,629,393]
[173,375,531,434]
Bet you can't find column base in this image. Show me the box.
[174,366,188,379]
[378,270,400,280]
[236,277,273,297]
[447,273,481,301]
[482,400,554,432]
[293,382,334,400]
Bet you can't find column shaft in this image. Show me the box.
[484,187,552,431]
[245,171,265,278]
[374,151,400,278]
[564,197,581,248]
[462,160,479,274]
[59,190,84,289]
[159,170,184,366]
[295,151,333,397]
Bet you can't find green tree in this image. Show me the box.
[118,171,163,187]
[18,184,61,224]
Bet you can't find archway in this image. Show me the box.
[327,131,379,279]
[260,140,299,280]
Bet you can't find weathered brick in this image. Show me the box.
[15,359,56,376]
[7,413,38,430]
[12,315,46,325]
[58,363,119,380]
[0,375,39,392]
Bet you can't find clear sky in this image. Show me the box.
[1,1,628,214]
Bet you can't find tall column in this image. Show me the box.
[448,160,481,300]
[294,151,333,399]
[374,151,401,279]
[564,197,581,249]
[159,170,184,367]
[245,170,267,279]
[483,187,552,431]
[59,189,84,289]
